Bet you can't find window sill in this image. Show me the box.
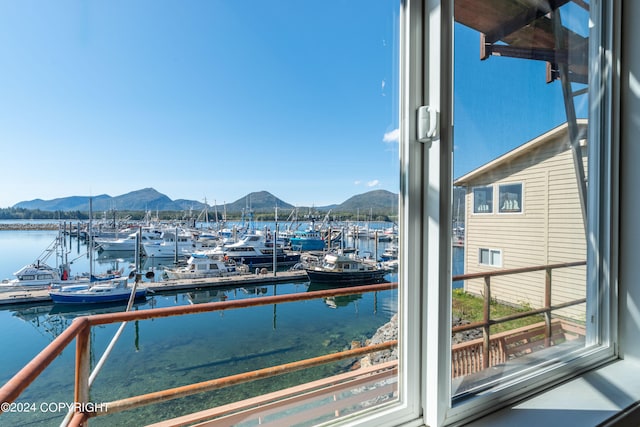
[464,358,640,427]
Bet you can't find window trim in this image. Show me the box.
[497,182,524,214]
[472,185,494,214]
[478,247,502,267]
[345,0,619,425]
[422,1,619,426]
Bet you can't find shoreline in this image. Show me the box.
[0,223,61,231]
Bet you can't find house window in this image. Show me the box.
[478,248,502,267]
[498,183,522,213]
[472,186,493,213]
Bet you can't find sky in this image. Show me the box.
[0,1,588,210]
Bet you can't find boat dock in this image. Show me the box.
[0,270,310,307]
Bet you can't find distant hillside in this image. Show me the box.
[14,188,208,212]
[337,190,398,214]
[219,191,295,213]
[12,188,400,215]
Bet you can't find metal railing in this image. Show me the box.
[0,282,397,426]
[451,260,587,371]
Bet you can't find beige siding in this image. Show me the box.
[462,132,586,320]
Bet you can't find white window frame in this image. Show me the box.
[478,247,502,267]
[472,185,494,214]
[417,1,618,426]
[497,182,524,214]
[337,0,618,425]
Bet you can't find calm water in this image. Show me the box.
[0,227,400,426]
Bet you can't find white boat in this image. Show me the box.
[164,253,248,280]
[49,278,146,304]
[205,232,300,269]
[0,261,63,288]
[1,255,117,290]
[141,229,204,258]
[94,228,164,252]
[379,244,398,261]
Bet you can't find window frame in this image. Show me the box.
[418,1,618,426]
[472,185,494,214]
[335,0,618,425]
[478,247,502,267]
[497,182,524,214]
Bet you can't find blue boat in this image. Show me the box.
[49,278,147,304]
[289,230,326,251]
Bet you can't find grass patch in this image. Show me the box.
[452,289,544,334]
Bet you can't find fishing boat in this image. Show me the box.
[49,277,146,304]
[289,229,326,251]
[163,253,248,280]
[304,252,388,285]
[205,232,301,269]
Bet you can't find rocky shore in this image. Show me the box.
[0,223,60,230]
[356,314,482,368]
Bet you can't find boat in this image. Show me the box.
[304,252,388,285]
[94,228,164,252]
[379,244,398,262]
[205,232,301,270]
[1,259,119,290]
[49,277,146,304]
[1,261,63,288]
[141,229,204,258]
[289,229,326,251]
[163,253,248,280]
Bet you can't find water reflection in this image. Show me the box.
[307,282,364,309]
[185,289,229,304]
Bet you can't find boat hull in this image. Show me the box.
[49,288,147,304]
[305,269,387,286]
[227,254,301,269]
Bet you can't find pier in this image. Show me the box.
[0,270,309,306]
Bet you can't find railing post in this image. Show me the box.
[483,275,491,369]
[75,322,91,426]
[544,267,552,347]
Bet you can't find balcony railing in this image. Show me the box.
[451,260,587,377]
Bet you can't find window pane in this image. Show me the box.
[498,183,522,213]
[479,248,489,265]
[0,1,402,425]
[473,186,493,213]
[452,0,599,401]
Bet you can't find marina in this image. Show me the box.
[0,222,400,427]
[0,270,310,306]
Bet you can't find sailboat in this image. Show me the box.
[49,198,146,304]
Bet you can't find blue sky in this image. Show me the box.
[0,1,586,210]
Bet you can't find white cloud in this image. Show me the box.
[354,180,362,185]
[367,180,380,187]
[383,128,399,143]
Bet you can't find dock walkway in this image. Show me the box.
[0,270,309,307]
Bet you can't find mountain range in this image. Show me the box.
[13,188,400,214]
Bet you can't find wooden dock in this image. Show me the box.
[0,270,310,307]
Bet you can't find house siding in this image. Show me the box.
[461,126,587,320]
